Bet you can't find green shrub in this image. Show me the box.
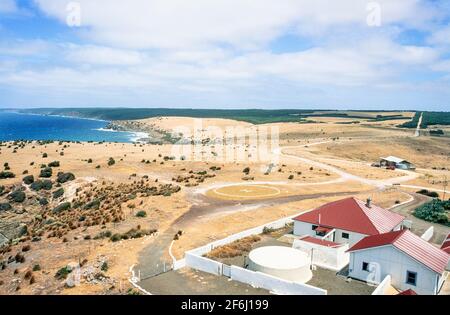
[0,203,12,211]
[55,267,71,280]
[416,189,440,198]
[94,230,112,240]
[48,161,60,167]
[42,153,48,158]
[9,190,26,203]
[23,175,34,185]
[52,188,64,199]
[84,199,100,210]
[101,262,108,272]
[31,180,53,191]
[39,167,53,178]
[414,199,449,226]
[110,233,122,242]
[136,210,147,218]
[32,264,41,271]
[57,172,75,183]
[108,158,115,166]
[53,202,71,214]
[0,171,15,179]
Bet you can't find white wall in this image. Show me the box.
[293,221,367,246]
[333,228,367,246]
[349,245,442,295]
[292,239,349,271]
[372,275,392,295]
[230,266,327,295]
[185,252,223,276]
[421,226,434,242]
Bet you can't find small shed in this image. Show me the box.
[380,156,415,170]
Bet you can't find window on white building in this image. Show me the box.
[406,271,417,286]
[342,232,349,239]
[312,225,318,231]
[362,262,369,271]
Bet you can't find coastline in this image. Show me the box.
[0,111,150,143]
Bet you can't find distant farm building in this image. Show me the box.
[347,229,449,295]
[293,197,405,246]
[380,156,416,170]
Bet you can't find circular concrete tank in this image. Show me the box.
[248,246,312,283]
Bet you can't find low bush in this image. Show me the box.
[0,202,12,211]
[48,161,60,167]
[23,175,34,185]
[206,235,261,259]
[30,180,53,191]
[57,172,75,183]
[55,267,71,280]
[52,188,64,199]
[53,202,71,214]
[136,210,147,218]
[39,167,53,178]
[108,157,115,166]
[414,199,449,226]
[416,189,440,198]
[0,171,15,179]
[9,190,26,203]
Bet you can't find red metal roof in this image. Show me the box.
[441,233,450,254]
[348,229,450,274]
[293,197,405,235]
[397,289,418,295]
[299,236,342,248]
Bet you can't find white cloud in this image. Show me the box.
[0,0,17,13]
[65,45,144,65]
[34,0,440,50]
[429,25,450,46]
[0,40,50,56]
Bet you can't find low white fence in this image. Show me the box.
[230,266,327,295]
[185,252,223,275]
[421,226,434,241]
[292,238,349,271]
[372,275,392,295]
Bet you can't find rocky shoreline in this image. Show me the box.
[104,121,181,144]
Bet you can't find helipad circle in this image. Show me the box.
[212,185,281,199]
[248,246,312,283]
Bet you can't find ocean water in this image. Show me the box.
[0,112,146,143]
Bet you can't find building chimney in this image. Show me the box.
[366,197,372,208]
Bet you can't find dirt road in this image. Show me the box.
[389,192,448,244]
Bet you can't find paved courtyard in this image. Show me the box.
[138,267,271,295]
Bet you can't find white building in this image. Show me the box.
[380,156,416,170]
[293,197,405,246]
[347,229,449,295]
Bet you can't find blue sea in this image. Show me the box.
[0,112,146,143]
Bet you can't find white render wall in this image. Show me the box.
[349,245,442,295]
[292,239,349,271]
[230,266,326,295]
[293,221,368,246]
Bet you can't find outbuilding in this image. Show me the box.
[347,229,449,295]
[380,156,416,170]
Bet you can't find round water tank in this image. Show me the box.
[248,246,312,283]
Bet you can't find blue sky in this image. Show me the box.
[0,0,450,110]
